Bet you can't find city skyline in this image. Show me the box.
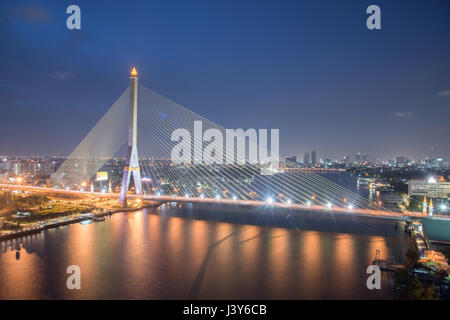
[0,1,449,302]
[0,0,449,159]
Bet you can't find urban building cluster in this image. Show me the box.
[284,152,449,214]
[285,151,448,170]
[0,156,61,183]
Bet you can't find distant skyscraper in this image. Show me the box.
[361,153,367,162]
[285,155,297,168]
[286,155,297,163]
[396,156,405,167]
[303,152,310,166]
[311,151,317,165]
[344,156,350,168]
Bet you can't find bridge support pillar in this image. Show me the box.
[119,67,143,206]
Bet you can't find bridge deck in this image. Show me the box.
[0,183,438,220]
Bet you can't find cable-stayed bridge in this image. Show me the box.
[0,184,425,219]
[12,68,423,219]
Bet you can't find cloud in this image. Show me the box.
[48,71,73,80]
[9,4,52,24]
[393,112,413,118]
[436,89,450,97]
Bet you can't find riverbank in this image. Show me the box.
[0,202,163,242]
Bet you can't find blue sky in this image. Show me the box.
[0,0,449,160]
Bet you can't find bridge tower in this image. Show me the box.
[119,67,143,206]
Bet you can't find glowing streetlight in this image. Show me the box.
[287,199,292,205]
[428,177,437,184]
[327,202,332,209]
[347,204,354,210]
[306,201,311,206]
[266,197,274,204]
[232,195,237,201]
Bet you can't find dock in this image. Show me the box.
[0,202,163,242]
[372,249,405,272]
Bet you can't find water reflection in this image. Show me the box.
[0,204,409,299]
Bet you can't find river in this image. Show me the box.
[0,201,410,299]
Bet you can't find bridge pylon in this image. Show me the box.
[119,67,143,206]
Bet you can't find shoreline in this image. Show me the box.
[0,203,162,242]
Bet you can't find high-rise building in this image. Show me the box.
[431,158,448,169]
[285,155,297,164]
[396,156,405,167]
[361,153,367,162]
[35,162,56,176]
[344,156,350,168]
[408,177,450,198]
[303,152,310,166]
[311,151,317,165]
[13,161,35,175]
[0,161,8,171]
[285,156,297,168]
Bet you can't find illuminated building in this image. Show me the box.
[303,152,310,166]
[408,177,450,199]
[311,151,317,165]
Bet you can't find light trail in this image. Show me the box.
[0,183,438,220]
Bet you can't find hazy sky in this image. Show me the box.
[0,0,449,160]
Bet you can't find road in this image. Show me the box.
[1,183,441,220]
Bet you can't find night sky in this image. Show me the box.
[0,0,449,160]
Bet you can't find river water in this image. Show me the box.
[0,202,410,299]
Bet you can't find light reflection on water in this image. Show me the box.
[0,202,410,300]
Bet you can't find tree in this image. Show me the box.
[405,249,420,269]
[394,269,439,300]
[407,196,422,212]
[442,248,450,263]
